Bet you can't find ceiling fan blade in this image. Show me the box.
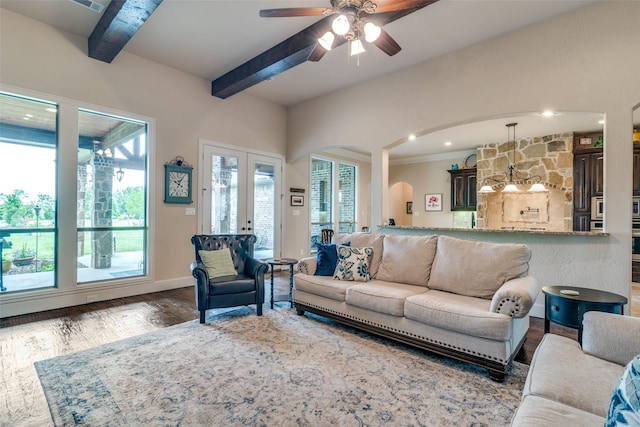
[373,29,401,56]
[260,7,330,18]
[307,44,328,62]
[374,0,438,13]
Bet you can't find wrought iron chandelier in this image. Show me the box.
[479,122,547,193]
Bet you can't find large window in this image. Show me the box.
[0,93,58,292]
[77,110,148,283]
[0,90,150,294]
[310,157,357,249]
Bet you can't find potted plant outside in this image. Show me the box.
[13,243,35,267]
[2,254,11,273]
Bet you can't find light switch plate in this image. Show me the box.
[185,208,196,216]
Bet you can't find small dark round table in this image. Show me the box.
[266,258,298,309]
[542,285,627,344]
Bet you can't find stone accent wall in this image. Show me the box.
[476,133,573,231]
[91,155,114,269]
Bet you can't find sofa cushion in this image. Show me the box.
[314,242,350,276]
[198,248,238,278]
[511,395,605,427]
[333,246,373,282]
[523,334,624,417]
[294,273,353,301]
[334,233,384,278]
[345,281,427,316]
[404,290,512,340]
[605,354,640,427]
[376,235,438,287]
[428,236,531,299]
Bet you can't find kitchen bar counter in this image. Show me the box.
[377,225,608,236]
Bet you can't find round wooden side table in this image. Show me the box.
[542,285,627,344]
[266,258,298,309]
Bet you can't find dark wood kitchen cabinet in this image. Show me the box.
[573,148,603,231]
[573,135,640,230]
[633,147,640,196]
[573,151,592,231]
[448,168,477,211]
[573,131,604,231]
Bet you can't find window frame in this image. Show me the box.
[310,155,358,250]
[0,84,155,309]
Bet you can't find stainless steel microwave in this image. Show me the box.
[591,196,640,220]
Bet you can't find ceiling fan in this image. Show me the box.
[259,0,437,61]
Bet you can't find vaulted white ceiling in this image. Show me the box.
[2,0,596,107]
[1,0,606,159]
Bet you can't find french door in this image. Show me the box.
[199,143,282,260]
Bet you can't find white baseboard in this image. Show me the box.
[529,301,544,319]
[0,277,193,318]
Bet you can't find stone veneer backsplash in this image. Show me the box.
[476,133,574,231]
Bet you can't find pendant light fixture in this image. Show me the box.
[479,122,547,193]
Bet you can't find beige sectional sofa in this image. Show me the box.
[511,311,640,426]
[293,232,540,381]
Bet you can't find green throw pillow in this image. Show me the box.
[199,248,238,279]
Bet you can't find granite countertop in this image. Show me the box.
[377,225,608,236]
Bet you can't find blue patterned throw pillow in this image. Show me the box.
[314,242,350,276]
[605,354,640,427]
[333,246,373,282]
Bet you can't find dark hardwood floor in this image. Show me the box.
[0,272,576,426]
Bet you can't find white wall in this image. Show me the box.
[390,155,472,228]
[287,1,640,313]
[0,9,287,315]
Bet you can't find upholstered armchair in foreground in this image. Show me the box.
[190,234,268,323]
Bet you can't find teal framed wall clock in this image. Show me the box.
[164,164,193,204]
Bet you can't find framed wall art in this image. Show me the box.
[291,195,304,206]
[406,201,413,214]
[425,193,442,211]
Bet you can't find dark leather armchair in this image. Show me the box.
[190,234,268,323]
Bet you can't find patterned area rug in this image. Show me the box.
[35,307,527,426]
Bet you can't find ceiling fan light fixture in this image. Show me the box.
[350,39,366,56]
[364,22,381,43]
[332,14,350,35]
[318,31,335,50]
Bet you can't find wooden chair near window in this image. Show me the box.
[321,229,334,244]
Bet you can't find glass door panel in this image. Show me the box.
[201,145,281,259]
[249,156,278,259]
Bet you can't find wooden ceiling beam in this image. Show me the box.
[89,0,164,63]
[211,4,435,99]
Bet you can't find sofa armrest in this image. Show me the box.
[582,311,640,366]
[490,276,539,318]
[297,256,317,275]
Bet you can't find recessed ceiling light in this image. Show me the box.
[25,113,33,118]
[408,134,416,141]
[541,110,555,117]
[444,141,452,146]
